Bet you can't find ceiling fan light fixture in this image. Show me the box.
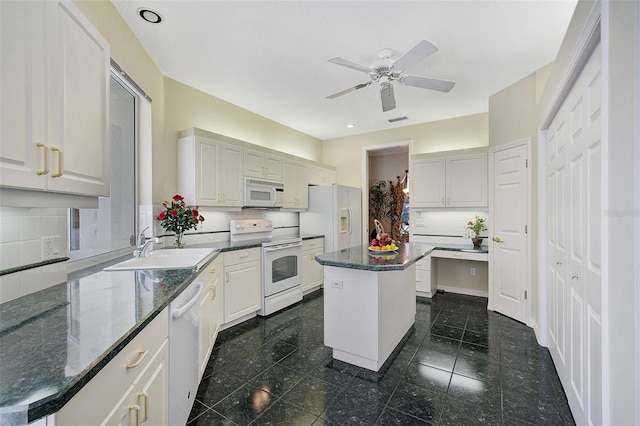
[137,8,163,24]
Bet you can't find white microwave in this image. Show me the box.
[243,177,284,208]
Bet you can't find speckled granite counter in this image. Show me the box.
[315,242,435,271]
[0,233,327,425]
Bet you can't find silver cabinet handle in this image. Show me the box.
[492,236,503,243]
[571,273,580,280]
[556,260,562,265]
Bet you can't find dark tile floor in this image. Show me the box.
[187,290,575,425]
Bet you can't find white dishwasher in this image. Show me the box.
[169,280,203,426]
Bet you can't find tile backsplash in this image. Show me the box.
[0,207,69,303]
[0,207,68,270]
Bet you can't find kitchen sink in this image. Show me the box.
[104,248,218,271]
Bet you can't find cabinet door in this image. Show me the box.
[220,143,243,206]
[446,154,487,207]
[311,247,324,287]
[0,1,46,190]
[224,260,260,323]
[309,166,336,186]
[244,149,265,179]
[301,250,315,293]
[45,1,110,197]
[195,137,222,205]
[102,340,169,426]
[198,256,222,378]
[283,160,309,209]
[264,154,283,181]
[410,158,446,207]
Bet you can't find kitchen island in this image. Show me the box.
[315,242,434,371]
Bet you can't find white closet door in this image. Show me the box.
[546,42,602,426]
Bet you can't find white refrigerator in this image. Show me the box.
[300,184,362,252]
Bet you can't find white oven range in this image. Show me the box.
[230,219,303,316]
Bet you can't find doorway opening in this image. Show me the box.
[362,141,412,243]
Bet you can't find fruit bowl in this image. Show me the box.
[369,229,396,253]
[368,247,398,255]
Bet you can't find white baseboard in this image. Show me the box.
[437,285,488,298]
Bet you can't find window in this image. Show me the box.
[68,71,140,261]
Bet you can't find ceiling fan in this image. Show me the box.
[326,40,455,112]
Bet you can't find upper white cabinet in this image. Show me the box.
[308,165,336,186]
[178,135,243,208]
[410,151,487,208]
[0,1,110,197]
[283,160,309,209]
[244,149,283,181]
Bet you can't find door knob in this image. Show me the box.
[492,236,503,243]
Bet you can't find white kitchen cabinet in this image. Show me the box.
[302,238,324,294]
[308,165,336,186]
[223,248,261,323]
[283,160,309,209]
[56,308,169,426]
[178,135,243,208]
[410,151,487,208]
[244,149,283,181]
[197,255,223,379]
[0,0,110,197]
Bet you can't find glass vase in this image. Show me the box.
[174,231,185,248]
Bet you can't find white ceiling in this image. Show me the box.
[112,1,577,141]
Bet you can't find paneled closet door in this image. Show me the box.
[546,42,602,426]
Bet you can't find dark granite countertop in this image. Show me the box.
[315,243,435,271]
[0,234,308,424]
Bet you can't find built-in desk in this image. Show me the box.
[429,245,488,297]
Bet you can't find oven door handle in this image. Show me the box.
[172,282,203,319]
[263,242,303,252]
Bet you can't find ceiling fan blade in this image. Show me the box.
[380,82,396,112]
[391,40,439,72]
[327,57,373,74]
[400,75,456,92]
[326,81,373,99]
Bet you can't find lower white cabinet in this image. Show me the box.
[56,308,169,426]
[197,255,223,379]
[302,238,324,294]
[415,255,434,297]
[223,248,261,323]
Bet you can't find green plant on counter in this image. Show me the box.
[466,215,487,237]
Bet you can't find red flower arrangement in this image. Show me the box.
[157,194,205,236]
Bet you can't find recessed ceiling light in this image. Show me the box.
[346,124,355,128]
[137,8,163,24]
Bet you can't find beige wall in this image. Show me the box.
[163,78,322,196]
[323,113,488,187]
[73,1,323,204]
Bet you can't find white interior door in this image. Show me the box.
[489,142,529,323]
[545,42,602,426]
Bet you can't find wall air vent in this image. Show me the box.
[388,116,408,123]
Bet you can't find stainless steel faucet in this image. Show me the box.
[136,227,161,258]
[138,237,162,258]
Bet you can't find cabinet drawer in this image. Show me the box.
[223,247,261,266]
[57,308,168,425]
[431,250,488,262]
[416,255,431,270]
[302,238,324,252]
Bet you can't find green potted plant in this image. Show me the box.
[466,215,487,249]
[369,180,393,239]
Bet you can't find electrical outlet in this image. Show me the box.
[331,280,343,289]
[470,267,477,276]
[41,236,61,260]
